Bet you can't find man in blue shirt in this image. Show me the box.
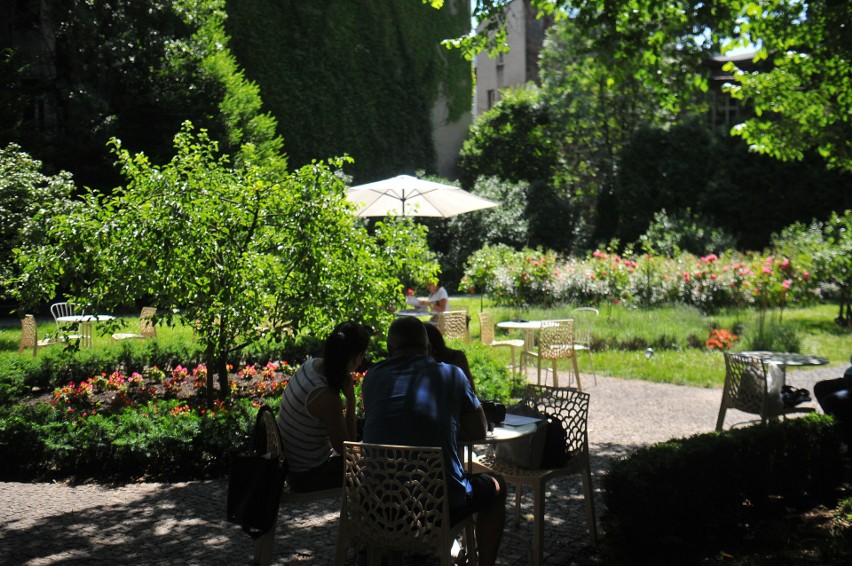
[362,316,505,566]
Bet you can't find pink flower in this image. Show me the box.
[803,271,811,280]
[701,254,718,263]
[762,266,773,275]
[782,279,792,289]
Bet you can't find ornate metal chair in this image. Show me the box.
[479,312,524,377]
[112,307,158,341]
[716,351,814,431]
[435,309,470,343]
[570,307,599,385]
[18,315,54,357]
[475,386,597,566]
[525,320,582,389]
[334,442,477,566]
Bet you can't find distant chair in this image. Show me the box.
[112,307,158,341]
[525,320,582,389]
[716,352,814,431]
[334,442,477,566]
[479,312,524,377]
[49,301,89,344]
[570,307,599,385]
[435,310,470,343]
[18,315,54,357]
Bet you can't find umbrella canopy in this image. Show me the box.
[345,175,500,217]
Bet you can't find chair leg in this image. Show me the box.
[536,357,543,387]
[513,483,522,527]
[532,481,545,566]
[571,354,582,391]
[581,467,598,546]
[333,532,348,566]
[550,359,559,387]
[586,349,597,386]
[253,517,276,565]
[715,396,729,432]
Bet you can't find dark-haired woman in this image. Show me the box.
[277,322,373,492]
[424,322,476,394]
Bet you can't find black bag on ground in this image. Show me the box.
[226,405,286,538]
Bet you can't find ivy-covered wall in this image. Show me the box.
[225,0,472,182]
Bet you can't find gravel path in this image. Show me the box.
[0,364,844,565]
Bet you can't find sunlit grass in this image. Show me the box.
[4,300,848,389]
[451,296,850,388]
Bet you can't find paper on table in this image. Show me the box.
[503,413,542,427]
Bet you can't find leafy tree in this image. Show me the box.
[437,176,531,289]
[457,87,576,254]
[372,217,441,291]
[449,1,851,172]
[0,144,78,309]
[458,86,558,188]
[11,123,402,403]
[638,209,736,257]
[724,0,852,172]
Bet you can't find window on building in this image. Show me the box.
[487,89,497,110]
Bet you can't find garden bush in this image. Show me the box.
[0,331,517,482]
[601,414,844,564]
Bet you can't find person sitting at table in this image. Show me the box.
[424,322,476,393]
[420,279,449,314]
[361,317,505,566]
[276,321,373,492]
[814,353,852,444]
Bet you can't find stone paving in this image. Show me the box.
[0,364,843,565]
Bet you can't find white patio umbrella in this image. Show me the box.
[345,175,500,218]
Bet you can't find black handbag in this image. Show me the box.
[226,405,287,538]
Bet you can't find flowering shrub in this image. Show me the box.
[706,328,739,351]
[462,246,821,313]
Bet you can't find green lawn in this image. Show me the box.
[451,297,850,388]
[3,300,848,390]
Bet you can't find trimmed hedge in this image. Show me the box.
[602,414,845,563]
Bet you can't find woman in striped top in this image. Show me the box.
[277,321,373,492]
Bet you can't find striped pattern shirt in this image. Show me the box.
[277,358,336,472]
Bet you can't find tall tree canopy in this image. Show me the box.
[453,0,852,172]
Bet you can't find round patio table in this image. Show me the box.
[739,351,829,368]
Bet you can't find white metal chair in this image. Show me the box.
[525,320,582,389]
[334,442,477,566]
[49,301,90,345]
[252,407,340,565]
[479,312,524,377]
[112,307,158,341]
[475,386,597,566]
[18,315,54,357]
[570,307,599,385]
[435,309,470,343]
[715,352,814,431]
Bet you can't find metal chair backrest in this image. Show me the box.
[139,307,157,338]
[436,310,469,343]
[338,442,462,562]
[478,312,495,345]
[538,320,575,359]
[19,315,38,355]
[722,352,783,416]
[50,302,78,323]
[527,385,590,458]
[570,307,598,347]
